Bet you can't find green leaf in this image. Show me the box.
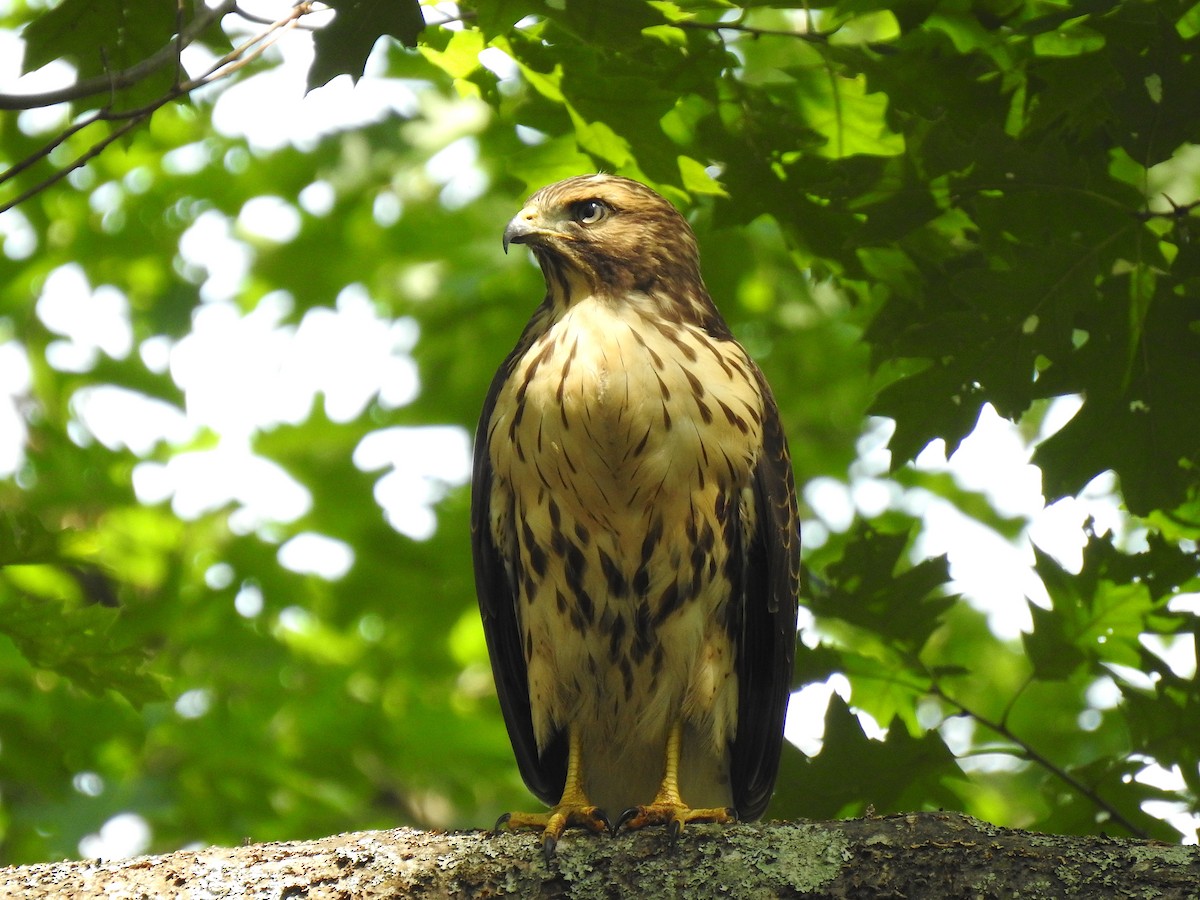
[772,696,962,820]
[22,0,172,76]
[420,28,484,81]
[870,363,986,464]
[1032,21,1106,57]
[0,512,62,566]
[0,590,166,706]
[1030,542,1162,670]
[678,155,727,196]
[1034,278,1200,514]
[20,0,178,109]
[1022,601,1088,680]
[307,0,425,91]
[506,134,596,193]
[789,67,905,159]
[811,522,955,651]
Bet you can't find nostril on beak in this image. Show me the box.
[503,208,539,253]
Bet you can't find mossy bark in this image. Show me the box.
[2,812,1196,899]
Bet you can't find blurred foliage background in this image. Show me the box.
[0,0,1198,865]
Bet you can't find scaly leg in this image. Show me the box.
[616,721,736,839]
[494,729,610,859]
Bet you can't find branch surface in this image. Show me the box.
[1,812,1197,899]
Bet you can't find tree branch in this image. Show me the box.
[675,18,831,43]
[0,3,313,214]
[0,114,146,213]
[929,683,1150,839]
[1,814,1196,898]
[0,0,236,111]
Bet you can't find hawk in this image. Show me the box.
[471,174,799,855]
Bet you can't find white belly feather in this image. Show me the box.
[487,295,765,810]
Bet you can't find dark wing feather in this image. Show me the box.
[730,373,800,820]
[471,335,567,807]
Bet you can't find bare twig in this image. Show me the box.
[1135,195,1200,222]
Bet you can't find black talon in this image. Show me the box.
[726,807,738,823]
[616,807,640,832]
[668,819,682,846]
[542,833,558,863]
[493,812,512,834]
[596,809,614,835]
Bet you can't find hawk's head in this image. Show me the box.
[504,175,709,311]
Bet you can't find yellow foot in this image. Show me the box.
[616,803,736,841]
[494,806,611,860]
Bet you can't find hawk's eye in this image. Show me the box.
[571,199,609,226]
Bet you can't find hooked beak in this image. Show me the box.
[503,206,544,253]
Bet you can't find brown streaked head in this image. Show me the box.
[503,174,705,301]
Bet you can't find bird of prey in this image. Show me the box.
[471,174,799,856]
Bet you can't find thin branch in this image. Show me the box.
[233,1,321,31]
[0,0,236,111]
[185,2,310,87]
[173,0,187,88]
[0,3,312,214]
[928,682,1149,839]
[232,2,284,27]
[675,18,831,44]
[0,109,103,187]
[0,115,146,212]
[997,671,1035,730]
[1134,194,1200,222]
